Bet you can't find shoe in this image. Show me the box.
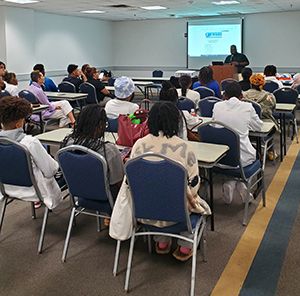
[172,246,193,262]
[222,181,236,204]
[155,242,171,255]
[34,201,42,209]
[268,150,278,161]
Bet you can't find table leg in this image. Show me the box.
[283,113,287,156]
[280,114,283,162]
[208,169,214,231]
[39,112,44,133]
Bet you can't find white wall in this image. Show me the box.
[0,7,7,62]
[112,18,187,72]
[243,11,300,69]
[2,7,113,78]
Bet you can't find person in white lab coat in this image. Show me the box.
[0,96,63,209]
[212,81,263,204]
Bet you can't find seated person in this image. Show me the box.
[177,75,200,109]
[0,61,6,80]
[243,73,278,129]
[3,72,19,96]
[212,81,263,204]
[0,96,63,209]
[61,104,124,199]
[105,76,139,118]
[263,65,283,88]
[33,64,58,92]
[0,80,5,91]
[63,64,86,92]
[239,67,253,91]
[85,67,112,107]
[99,69,112,83]
[160,81,201,140]
[28,70,75,127]
[292,73,300,90]
[81,63,90,80]
[192,66,221,98]
[111,101,211,261]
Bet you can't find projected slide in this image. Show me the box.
[188,24,241,57]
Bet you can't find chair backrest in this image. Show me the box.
[220,78,237,92]
[18,90,38,104]
[58,81,76,93]
[243,99,262,118]
[152,70,163,78]
[0,138,41,198]
[177,97,195,112]
[57,145,113,207]
[273,87,298,104]
[198,121,240,168]
[79,82,98,104]
[108,77,116,86]
[106,117,118,133]
[0,90,11,98]
[198,96,221,117]
[194,86,215,99]
[263,81,279,93]
[125,153,191,229]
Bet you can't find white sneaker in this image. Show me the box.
[236,182,253,203]
[222,181,236,204]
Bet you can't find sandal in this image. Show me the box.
[155,242,171,255]
[172,246,193,262]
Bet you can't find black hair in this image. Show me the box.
[67,64,78,75]
[199,66,213,85]
[224,81,242,99]
[264,65,277,77]
[81,64,90,75]
[0,96,32,126]
[159,81,178,103]
[33,64,45,76]
[241,67,253,81]
[3,72,16,84]
[31,70,41,83]
[169,76,180,88]
[0,61,6,69]
[0,80,5,91]
[148,102,179,138]
[85,67,97,80]
[62,104,107,151]
[179,75,192,97]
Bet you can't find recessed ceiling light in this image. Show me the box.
[140,6,167,10]
[212,1,240,5]
[80,10,105,14]
[4,0,39,4]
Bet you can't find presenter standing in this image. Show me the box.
[224,45,249,73]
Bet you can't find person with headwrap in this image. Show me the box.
[243,73,278,160]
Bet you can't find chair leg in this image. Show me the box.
[38,207,49,254]
[96,211,101,232]
[0,198,8,234]
[147,235,152,254]
[243,200,250,226]
[113,240,121,277]
[294,118,299,143]
[31,202,36,219]
[62,207,76,262]
[261,174,266,207]
[124,232,136,292]
[190,233,198,296]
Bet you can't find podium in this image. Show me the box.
[210,64,238,84]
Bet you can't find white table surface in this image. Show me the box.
[131,77,170,82]
[275,103,296,112]
[45,92,87,100]
[32,104,48,113]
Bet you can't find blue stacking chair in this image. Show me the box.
[57,145,121,275]
[124,153,207,296]
[80,82,98,104]
[146,69,164,99]
[0,90,11,98]
[194,86,215,99]
[58,81,76,93]
[177,96,195,112]
[19,89,39,104]
[198,122,266,225]
[0,138,50,253]
[198,96,221,117]
[273,87,299,143]
[263,80,279,93]
[220,78,237,92]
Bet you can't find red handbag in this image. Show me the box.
[116,114,149,147]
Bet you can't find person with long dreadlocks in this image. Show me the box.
[62,104,124,199]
